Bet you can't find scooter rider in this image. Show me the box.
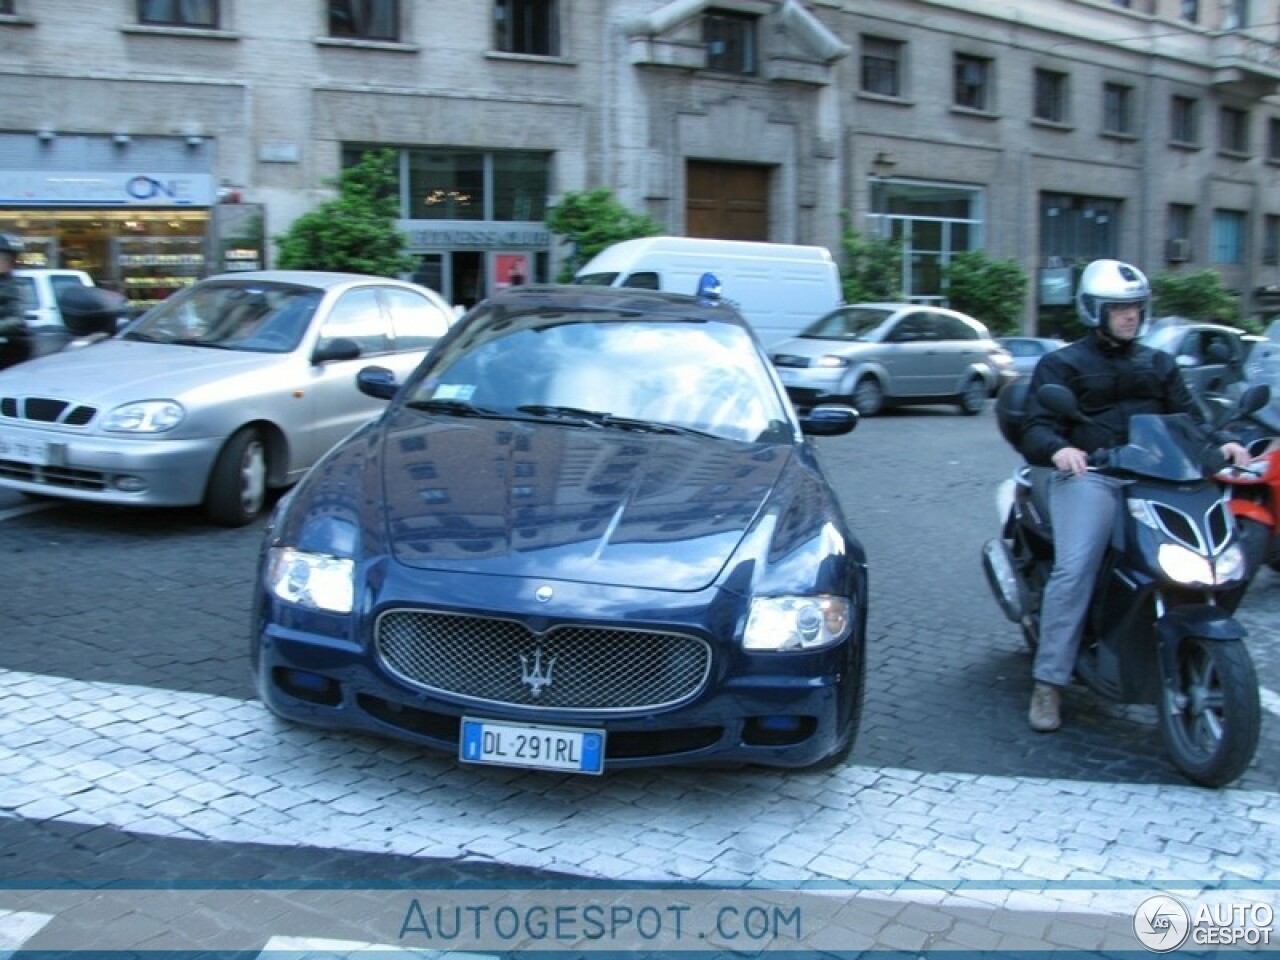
[0,234,28,369]
[1019,258,1251,732]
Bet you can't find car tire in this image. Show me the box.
[205,427,268,527]
[958,377,987,415]
[852,378,883,417]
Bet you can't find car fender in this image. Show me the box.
[839,358,891,396]
[954,360,997,391]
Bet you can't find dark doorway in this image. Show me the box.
[686,161,770,240]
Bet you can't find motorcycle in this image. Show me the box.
[1218,437,1280,576]
[982,380,1270,787]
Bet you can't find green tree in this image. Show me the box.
[275,149,415,277]
[838,214,903,302]
[943,250,1029,336]
[545,189,662,281]
[1151,268,1241,325]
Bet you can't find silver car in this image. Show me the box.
[770,302,1017,416]
[0,271,454,525]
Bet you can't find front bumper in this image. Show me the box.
[0,421,221,506]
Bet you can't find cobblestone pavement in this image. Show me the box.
[1,408,1278,956]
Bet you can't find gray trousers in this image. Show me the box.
[1033,471,1127,687]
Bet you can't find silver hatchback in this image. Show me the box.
[0,271,454,525]
[770,302,1016,415]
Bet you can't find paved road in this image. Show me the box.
[2,406,1278,956]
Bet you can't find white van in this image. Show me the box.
[574,237,842,347]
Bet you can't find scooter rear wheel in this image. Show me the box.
[1158,636,1260,788]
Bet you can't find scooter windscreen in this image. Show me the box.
[1103,413,1215,482]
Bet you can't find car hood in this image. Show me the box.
[369,412,795,591]
[771,337,877,360]
[0,339,275,402]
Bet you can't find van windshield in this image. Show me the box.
[574,273,619,286]
[801,307,892,341]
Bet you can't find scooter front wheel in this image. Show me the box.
[1158,637,1260,787]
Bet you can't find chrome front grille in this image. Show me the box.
[376,610,712,712]
[0,396,97,426]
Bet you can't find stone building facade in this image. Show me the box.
[0,0,1277,321]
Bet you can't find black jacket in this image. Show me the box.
[1020,329,1230,467]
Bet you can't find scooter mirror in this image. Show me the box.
[1037,383,1084,420]
[1238,383,1270,417]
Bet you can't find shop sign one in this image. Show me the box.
[0,170,216,207]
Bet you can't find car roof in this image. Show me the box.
[197,270,430,291]
[473,282,753,327]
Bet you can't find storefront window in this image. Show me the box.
[408,151,485,221]
[491,152,549,221]
[867,179,984,303]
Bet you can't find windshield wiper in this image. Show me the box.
[406,398,503,418]
[515,404,606,428]
[598,415,715,437]
[516,405,715,437]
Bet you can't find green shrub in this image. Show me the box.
[545,189,662,282]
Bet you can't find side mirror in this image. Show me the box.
[1238,383,1270,417]
[356,365,399,400]
[313,336,361,364]
[1037,383,1084,420]
[799,404,859,437]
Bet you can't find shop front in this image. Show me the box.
[402,222,552,311]
[0,136,265,310]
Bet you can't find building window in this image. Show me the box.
[1223,0,1249,28]
[1034,69,1068,123]
[0,1,14,14]
[1220,106,1250,153]
[954,54,992,112]
[379,148,549,222]
[867,180,984,302]
[1269,117,1280,162]
[494,0,559,57]
[1103,83,1133,135]
[1212,209,1246,264]
[138,0,218,27]
[1263,214,1280,265]
[703,9,757,76]
[1170,95,1198,145]
[329,0,398,41]
[1041,194,1121,262]
[1167,204,1194,261]
[861,36,902,97]
[1181,0,1200,22]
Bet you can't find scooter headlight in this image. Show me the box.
[1214,542,1248,584]
[1157,543,1214,586]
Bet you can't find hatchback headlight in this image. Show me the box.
[102,400,185,433]
[814,355,849,369]
[266,547,354,614]
[743,596,851,651]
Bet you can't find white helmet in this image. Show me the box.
[1076,259,1149,332]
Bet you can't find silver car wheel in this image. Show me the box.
[958,377,988,415]
[239,438,267,516]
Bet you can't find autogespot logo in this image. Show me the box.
[1134,895,1191,952]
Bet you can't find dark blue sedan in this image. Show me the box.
[251,284,868,773]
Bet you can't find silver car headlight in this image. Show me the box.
[743,596,851,651]
[267,547,354,614]
[102,400,185,433]
[814,355,849,369]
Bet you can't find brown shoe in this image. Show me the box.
[1029,682,1061,732]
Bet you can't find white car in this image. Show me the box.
[12,268,96,359]
[0,271,454,526]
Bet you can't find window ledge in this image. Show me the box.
[486,51,576,67]
[1101,130,1138,142]
[1169,139,1201,152]
[0,14,35,28]
[950,105,999,121]
[1030,118,1073,132]
[857,91,914,107]
[120,24,240,40]
[314,36,419,53]
[1218,148,1252,160]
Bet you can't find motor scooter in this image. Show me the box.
[982,380,1270,787]
[1218,437,1280,576]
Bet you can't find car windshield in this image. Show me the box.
[800,307,891,341]
[405,307,793,443]
[572,273,620,287]
[122,281,322,352]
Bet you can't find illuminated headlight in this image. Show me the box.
[744,596,851,651]
[266,547,354,614]
[1214,542,1248,583]
[1156,542,1249,586]
[814,355,849,369]
[102,400,185,433]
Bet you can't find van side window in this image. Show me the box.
[621,272,660,290]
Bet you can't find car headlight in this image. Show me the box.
[267,547,355,614]
[814,355,849,369]
[102,400,185,433]
[743,596,851,651]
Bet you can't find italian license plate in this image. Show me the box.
[460,717,605,775]
[0,433,49,466]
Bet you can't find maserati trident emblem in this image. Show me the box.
[519,647,556,697]
[535,585,554,603]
